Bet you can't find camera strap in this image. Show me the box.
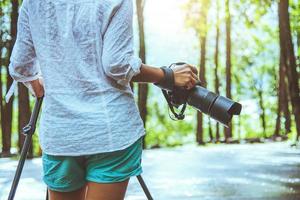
[162,90,187,120]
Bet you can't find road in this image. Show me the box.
[1,142,300,200]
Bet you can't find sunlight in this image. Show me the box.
[139,0,199,66]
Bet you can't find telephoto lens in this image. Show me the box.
[187,84,242,127]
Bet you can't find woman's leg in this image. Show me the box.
[84,138,143,200]
[85,179,129,200]
[48,186,87,200]
[42,153,87,200]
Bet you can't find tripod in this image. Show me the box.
[8,97,153,200]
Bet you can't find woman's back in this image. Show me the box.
[9,0,145,155]
[29,0,126,93]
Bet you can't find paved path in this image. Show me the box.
[1,142,300,200]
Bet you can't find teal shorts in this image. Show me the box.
[42,137,143,192]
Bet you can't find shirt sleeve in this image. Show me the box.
[8,0,41,83]
[101,0,142,86]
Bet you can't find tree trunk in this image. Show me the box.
[0,5,4,155]
[274,96,282,137]
[257,88,266,138]
[224,0,232,141]
[2,0,18,156]
[197,33,207,145]
[18,83,32,157]
[214,0,220,142]
[237,116,241,140]
[136,0,148,149]
[297,0,300,61]
[282,75,291,134]
[274,51,285,137]
[278,0,300,141]
[196,112,204,144]
[208,118,213,142]
[274,47,291,137]
[296,0,300,78]
[196,0,210,145]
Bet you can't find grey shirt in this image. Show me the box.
[6,0,146,156]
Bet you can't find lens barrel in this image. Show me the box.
[187,85,242,127]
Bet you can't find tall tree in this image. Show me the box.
[2,0,18,156]
[296,2,300,80]
[291,0,300,61]
[18,83,32,157]
[185,0,210,144]
[256,82,266,138]
[208,119,213,142]
[136,0,148,149]
[196,0,210,145]
[224,0,233,142]
[214,0,221,142]
[0,1,4,154]
[274,55,292,137]
[278,0,300,141]
[296,0,300,71]
[282,76,291,134]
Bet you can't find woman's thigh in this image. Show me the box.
[84,138,142,199]
[48,186,87,200]
[86,179,129,200]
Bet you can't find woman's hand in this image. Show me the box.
[171,63,199,90]
[26,78,44,97]
[131,63,199,90]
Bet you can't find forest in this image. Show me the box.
[0,0,300,158]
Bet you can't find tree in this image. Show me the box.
[208,119,214,142]
[255,80,267,138]
[278,0,300,141]
[214,0,221,142]
[0,2,4,155]
[136,0,148,149]
[290,0,300,67]
[2,0,18,156]
[281,76,291,135]
[224,0,233,142]
[185,0,211,144]
[197,0,210,145]
[274,51,291,137]
[18,83,32,157]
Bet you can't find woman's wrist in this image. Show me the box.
[154,66,175,91]
[27,79,44,97]
[151,65,165,83]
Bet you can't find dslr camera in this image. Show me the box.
[154,63,242,127]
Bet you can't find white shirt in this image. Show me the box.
[6,0,146,156]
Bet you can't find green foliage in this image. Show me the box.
[184,0,211,38]
[290,0,300,58]
[144,86,196,148]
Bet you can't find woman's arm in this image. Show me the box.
[5,0,43,101]
[28,62,198,97]
[132,63,199,90]
[27,79,44,97]
[131,64,164,83]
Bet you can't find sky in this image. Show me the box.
[133,0,199,67]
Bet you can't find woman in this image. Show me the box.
[7,0,198,199]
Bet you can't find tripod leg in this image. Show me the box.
[136,175,153,200]
[8,134,33,200]
[7,97,43,200]
[46,188,49,200]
